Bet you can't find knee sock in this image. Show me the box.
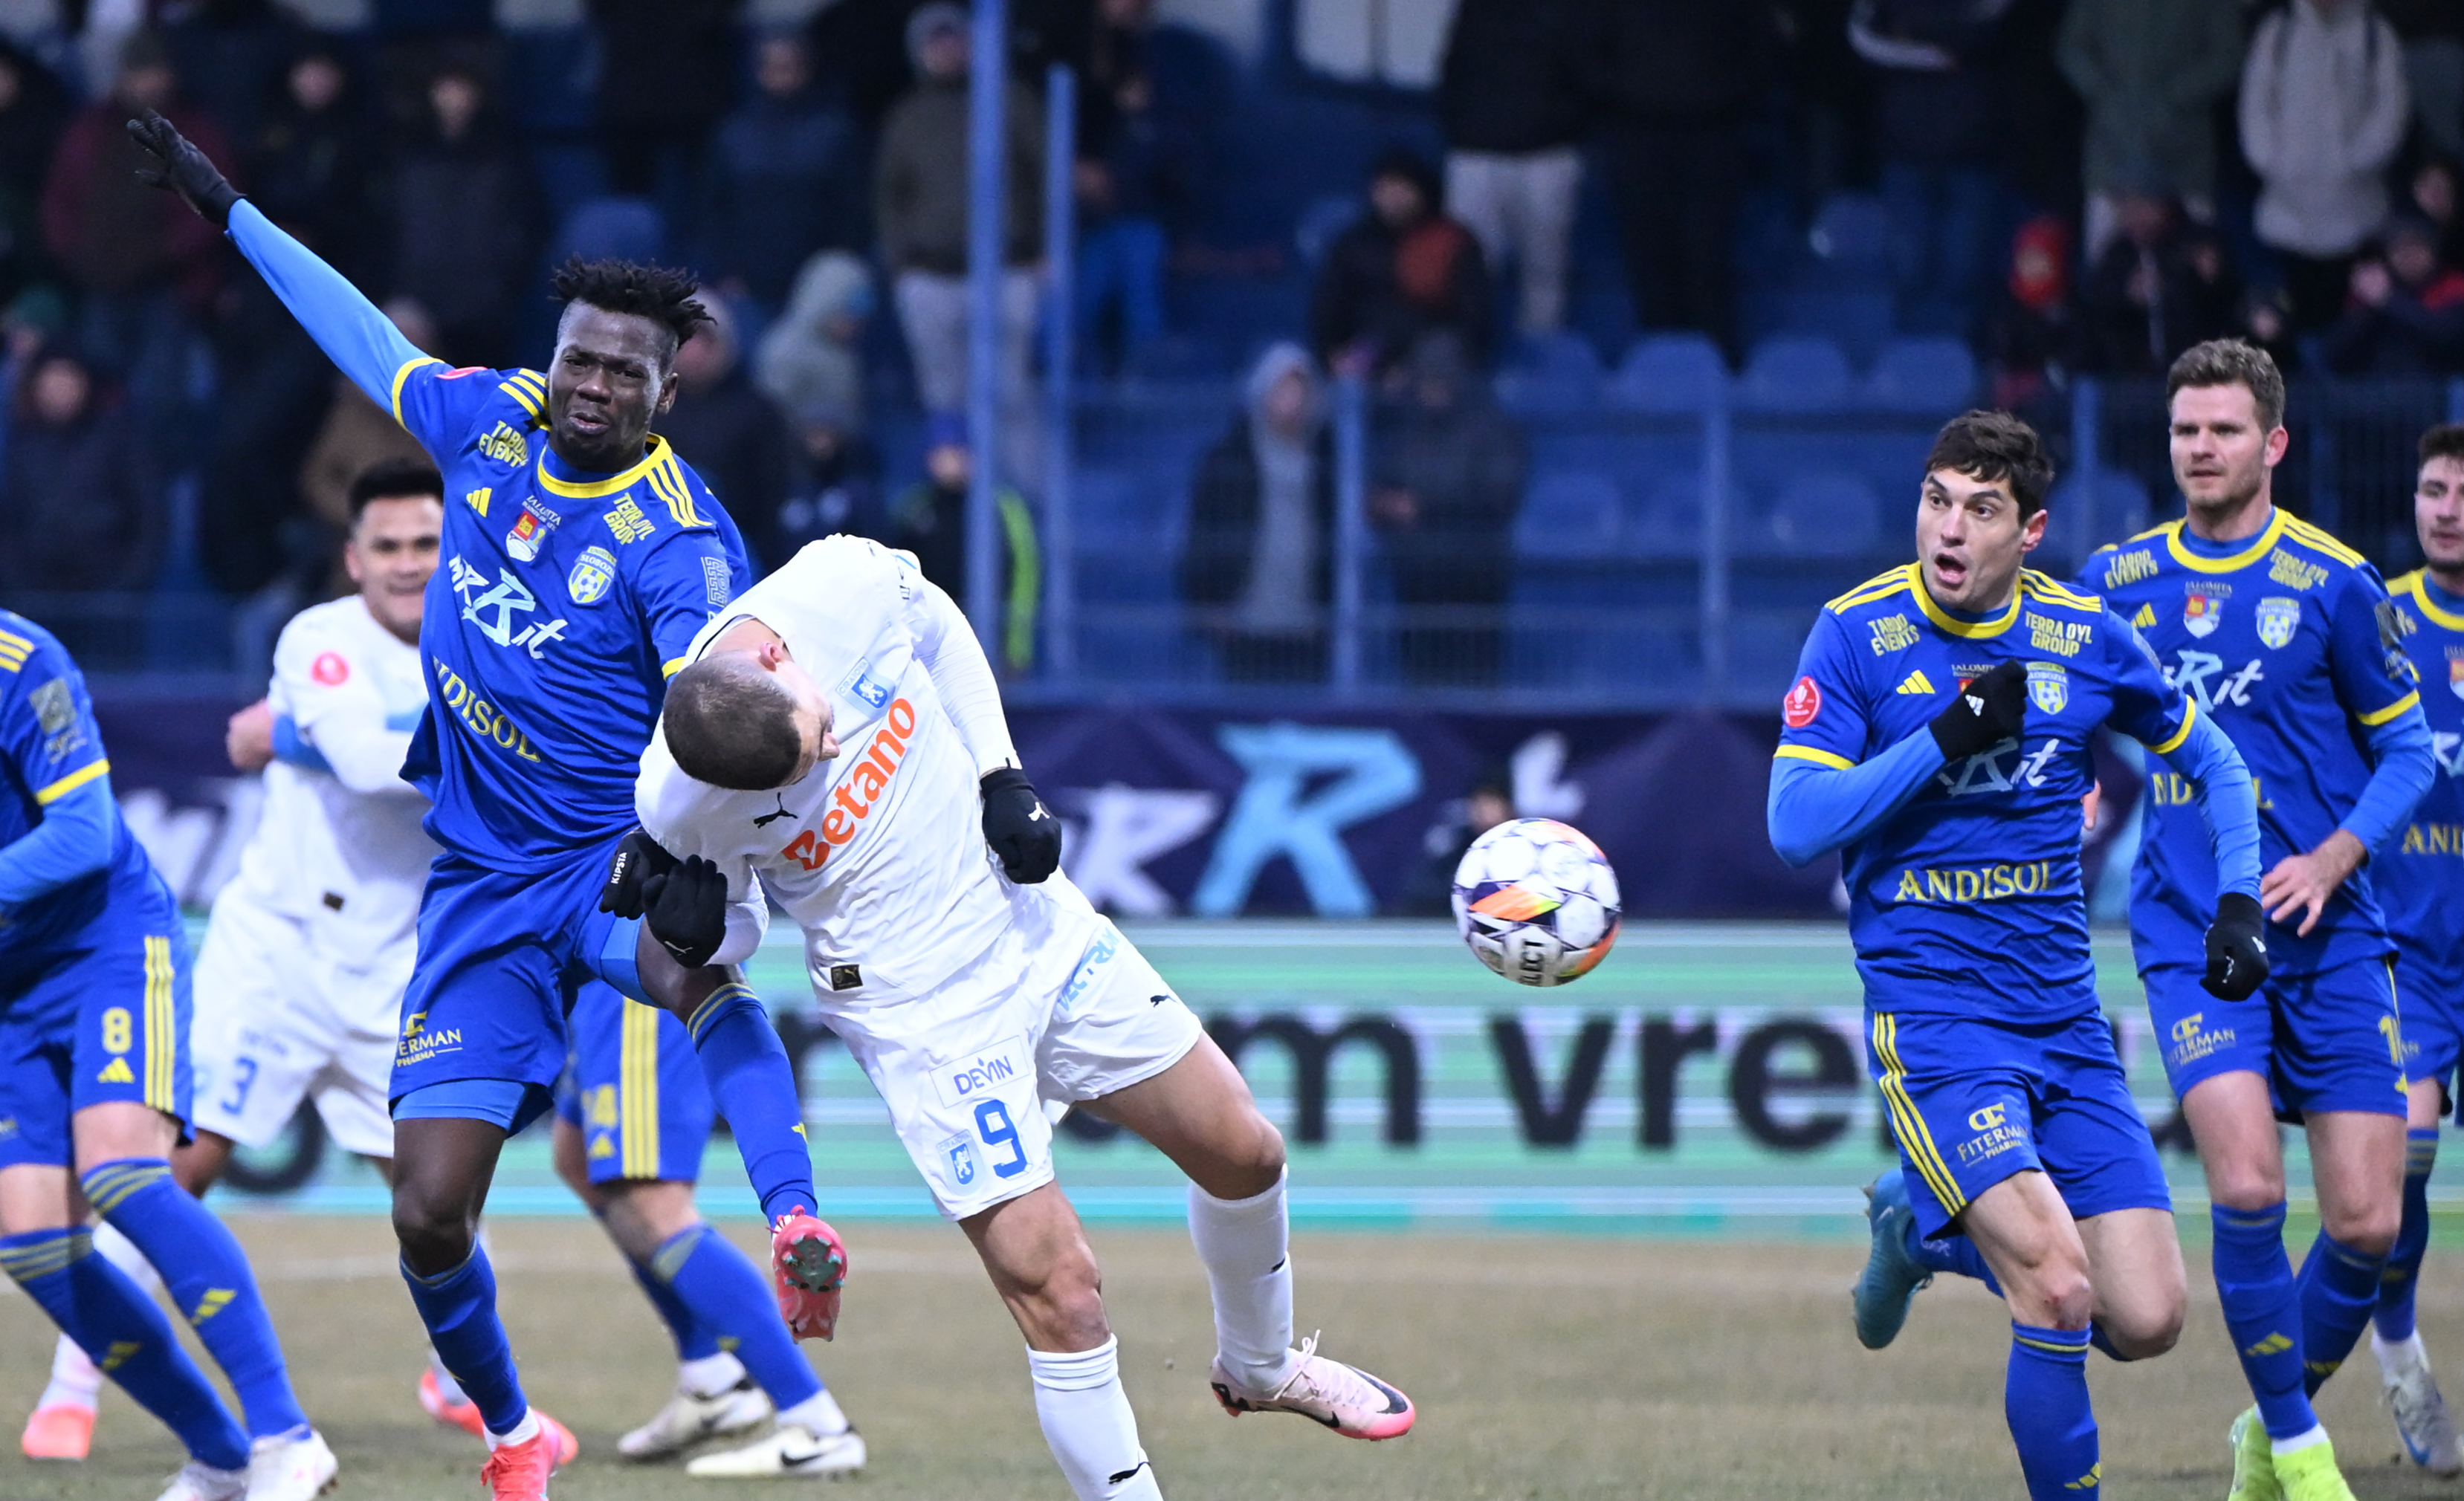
[2211,1203,2317,1440]
[2376,1128,2438,1343]
[1188,1170,1298,1390]
[1908,1222,2005,1297]
[0,1228,249,1472]
[2296,1229,2386,1397]
[401,1244,528,1437]
[1029,1338,1163,1501]
[598,1205,720,1364]
[648,1223,827,1414]
[42,1210,178,1411]
[83,1158,307,1439]
[2007,1323,2098,1500]
[685,983,819,1222]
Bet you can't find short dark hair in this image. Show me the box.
[1924,409,2055,516]
[549,258,713,363]
[2422,423,2464,468]
[2167,338,2286,432]
[348,457,443,523]
[664,655,801,791]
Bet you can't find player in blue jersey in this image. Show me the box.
[0,615,341,1501]
[127,111,841,1500]
[2358,422,2464,1474]
[2082,340,2438,1501]
[1771,410,2266,1501]
[548,988,863,1478]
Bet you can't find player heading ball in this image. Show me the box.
[1771,409,2266,1501]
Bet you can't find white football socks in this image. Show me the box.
[678,1350,747,1398]
[41,1220,166,1410]
[1028,1338,1162,1500]
[1188,1170,1297,1390]
[776,1387,850,1436]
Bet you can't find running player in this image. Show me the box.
[1775,410,2263,1500]
[2084,340,2436,1501]
[610,532,1415,1501]
[127,111,840,1501]
[2364,421,2464,1474]
[0,614,337,1501]
[20,460,471,1465]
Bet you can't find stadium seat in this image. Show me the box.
[1516,470,1622,557]
[1608,334,1728,411]
[1863,337,1979,414]
[1633,475,1707,558]
[1808,194,1892,273]
[2041,470,2154,571]
[1738,337,1853,412]
[1496,333,1606,410]
[554,196,666,267]
[1762,473,1884,557]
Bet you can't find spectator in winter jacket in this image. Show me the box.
[2322,214,2464,372]
[1073,0,1219,372]
[163,0,305,149]
[1983,213,2077,415]
[387,66,539,369]
[887,412,1040,672]
[2077,190,2243,375]
[1436,0,1591,336]
[2056,0,2245,256]
[246,42,387,288]
[658,299,795,576]
[756,250,874,439]
[1851,0,2015,340]
[700,32,863,310]
[1308,149,1494,378]
[0,344,158,594]
[1179,343,1335,684]
[2240,0,2411,331]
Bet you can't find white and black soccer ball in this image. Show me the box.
[1450,817,1622,988]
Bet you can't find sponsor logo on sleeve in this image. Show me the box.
[1782,676,1822,728]
[311,651,350,686]
[29,678,74,734]
[702,556,731,607]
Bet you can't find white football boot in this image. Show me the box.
[618,1376,774,1461]
[2376,1329,2464,1475]
[685,1423,866,1479]
[245,1427,338,1500]
[154,1460,250,1501]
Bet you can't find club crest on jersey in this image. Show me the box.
[566,545,617,606]
[2183,586,2228,638]
[837,659,893,711]
[2256,597,2301,650]
[938,1130,980,1190]
[2450,653,2464,702]
[2025,661,2068,714]
[505,498,561,563]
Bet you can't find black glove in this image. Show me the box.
[644,855,729,968]
[125,109,242,227]
[1929,660,2028,762]
[2203,891,2271,1001]
[980,767,1060,883]
[598,827,679,918]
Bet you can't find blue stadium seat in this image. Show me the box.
[1516,470,1621,557]
[1738,337,1853,412]
[1608,334,1728,411]
[554,196,666,266]
[1497,333,1606,410]
[1762,473,1884,557]
[1634,476,1706,558]
[1863,337,1979,414]
[2040,470,2154,572]
[1808,195,1892,274]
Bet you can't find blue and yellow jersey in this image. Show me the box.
[2084,510,2419,976]
[1777,565,2193,1021]
[387,357,754,873]
[0,614,174,975]
[2379,569,2464,978]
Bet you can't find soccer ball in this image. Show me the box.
[1451,818,1621,988]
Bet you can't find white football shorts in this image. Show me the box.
[187,891,410,1161]
[828,903,1203,1221]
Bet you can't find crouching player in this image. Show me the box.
[1770,411,2266,1500]
[2363,423,2464,1473]
[609,533,1416,1501]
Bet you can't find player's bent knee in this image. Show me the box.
[2321,1204,2399,1258]
[390,1179,478,1274]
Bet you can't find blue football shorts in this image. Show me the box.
[554,982,714,1185]
[0,919,192,1170]
[2393,934,2461,1115]
[1866,1006,2170,1240]
[2141,957,2408,1121]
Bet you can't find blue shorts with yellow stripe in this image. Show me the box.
[0,920,191,1170]
[2393,934,2461,1113]
[554,982,715,1184]
[2141,957,2409,1121]
[1866,1006,2170,1240]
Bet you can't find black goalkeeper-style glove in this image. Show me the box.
[126,109,242,228]
[980,767,1061,883]
[2203,891,2271,1001]
[644,855,729,968]
[599,827,679,919]
[1929,660,2027,762]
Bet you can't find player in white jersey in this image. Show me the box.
[610,534,1416,1501]
[17,461,442,1474]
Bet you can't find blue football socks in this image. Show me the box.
[2211,1202,2318,1439]
[2296,1228,2387,1397]
[2376,1128,2438,1343]
[2006,1322,2098,1500]
[685,983,820,1222]
[0,1227,250,1471]
[83,1158,308,1439]
[653,1222,824,1410]
[401,1243,528,1436]
[628,1245,722,1362]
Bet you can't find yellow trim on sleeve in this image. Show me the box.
[2144,700,2196,756]
[389,356,445,427]
[1773,745,1855,770]
[537,435,672,499]
[662,657,688,679]
[2358,691,2422,727]
[2162,510,2289,574]
[33,759,109,804]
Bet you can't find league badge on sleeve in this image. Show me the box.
[2183,586,2227,638]
[1783,675,1822,728]
[2255,597,2301,650]
[2025,661,2068,714]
